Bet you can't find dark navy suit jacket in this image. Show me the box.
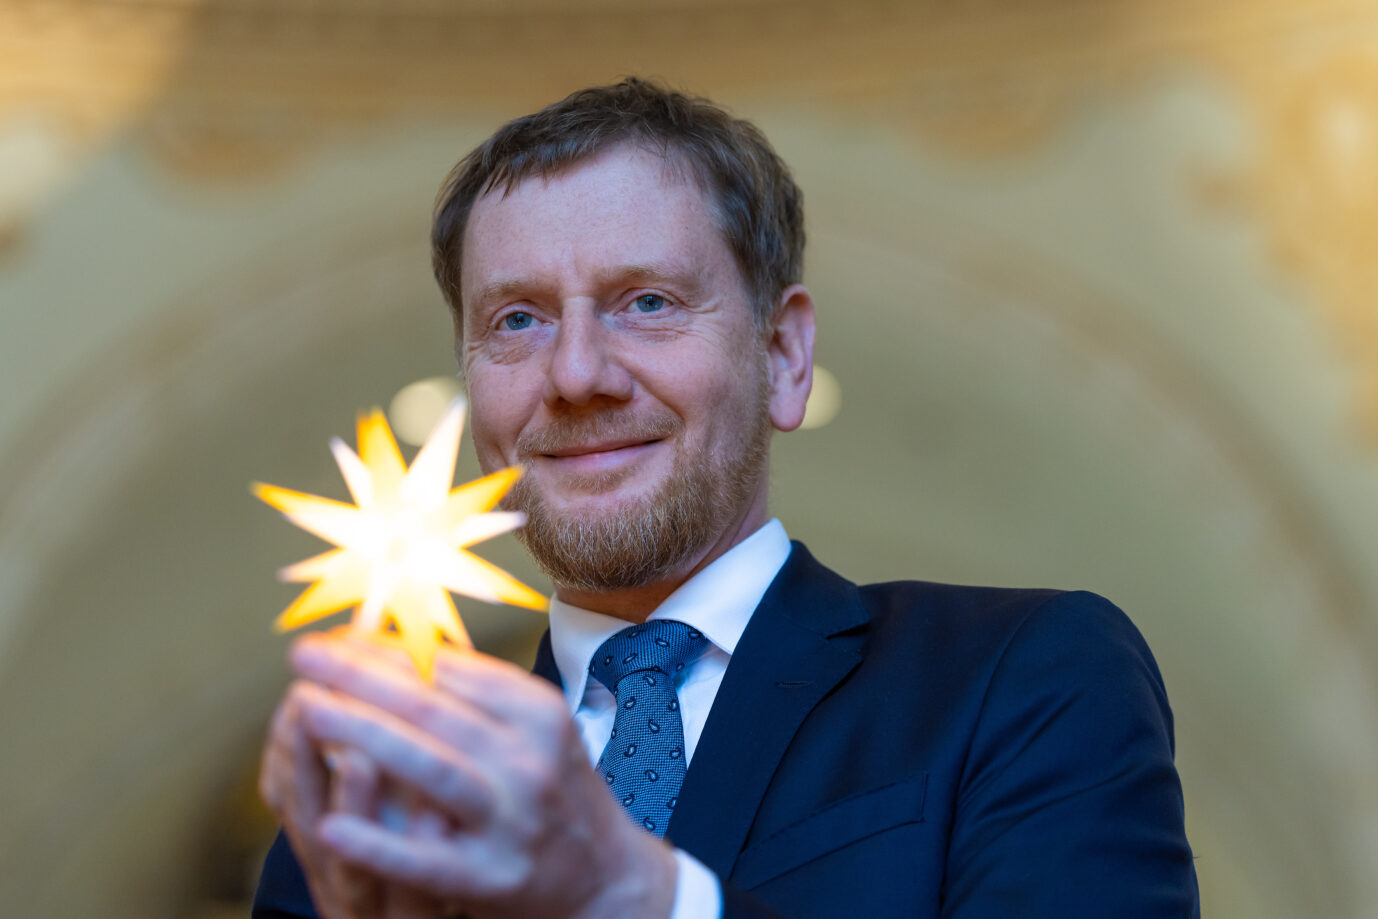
[254,542,1200,917]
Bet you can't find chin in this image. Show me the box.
[546,485,663,521]
[534,461,666,503]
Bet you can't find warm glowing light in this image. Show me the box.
[390,376,465,447]
[253,398,547,681]
[801,365,842,429]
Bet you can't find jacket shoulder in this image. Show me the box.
[857,578,1148,654]
[852,578,1170,719]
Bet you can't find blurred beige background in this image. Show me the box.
[3,1,1377,916]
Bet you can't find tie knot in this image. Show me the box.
[589,619,708,694]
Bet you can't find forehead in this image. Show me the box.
[459,145,735,306]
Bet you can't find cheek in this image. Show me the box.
[674,364,766,441]
[466,415,505,474]
[466,378,528,471]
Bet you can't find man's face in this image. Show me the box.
[458,145,774,592]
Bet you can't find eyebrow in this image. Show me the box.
[470,262,701,309]
[470,277,539,310]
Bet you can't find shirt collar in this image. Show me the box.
[547,518,792,714]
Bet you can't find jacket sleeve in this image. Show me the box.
[257,823,791,919]
[719,884,793,918]
[251,830,319,919]
[940,590,1199,918]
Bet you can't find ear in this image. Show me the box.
[766,284,817,433]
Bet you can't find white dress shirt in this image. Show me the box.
[547,518,793,919]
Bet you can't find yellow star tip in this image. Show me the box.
[256,402,546,681]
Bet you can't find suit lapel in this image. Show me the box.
[530,630,562,688]
[666,543,869,878]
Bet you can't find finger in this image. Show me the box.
[292,634,503,735]
[411,806,452,840]
[399,796,457,914]
[322,854,381,917]
[331,747,380,817]
[261,698,317,812]
[319,813,476,899]
[323,749,385,915]
[404,636,558,719]
[263,698,352,918]
[295,683,494,824]
[279,690,330,827]
[296,631,558,725]
[383,884,441,919]
[396,805,462,917]
[398,797,456,918]
[432,643,568,718]
[335,623,420,671]
[259,706,292,812]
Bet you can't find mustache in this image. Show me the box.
[515,409,682,458]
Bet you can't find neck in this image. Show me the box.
[553,493,770,623]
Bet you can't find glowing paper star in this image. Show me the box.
[253,397,547,681]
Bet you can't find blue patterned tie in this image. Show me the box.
[589,619,708,837]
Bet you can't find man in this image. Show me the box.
[255,79,1200,918]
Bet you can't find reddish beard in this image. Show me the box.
[505,394,772,593]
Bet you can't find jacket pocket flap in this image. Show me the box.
[731,771,929,889]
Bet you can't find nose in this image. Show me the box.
[542,308,634,407]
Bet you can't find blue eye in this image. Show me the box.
[634,294,665,313]
[503,311,534,330]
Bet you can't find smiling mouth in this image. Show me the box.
[542,439,661,459]
[515,411,682,467]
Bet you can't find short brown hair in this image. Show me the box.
[431,78,805,333]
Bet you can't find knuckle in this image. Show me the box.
[415,750,452,793]
[268,701,296,742]
[433,772,471,814]
[259,775,280,810]
[548,713,582,753]
[521,752,563,803]
[284,678,314,709]
[410,695,447,731]
[259,751,286,808]
[525,690,570,737]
